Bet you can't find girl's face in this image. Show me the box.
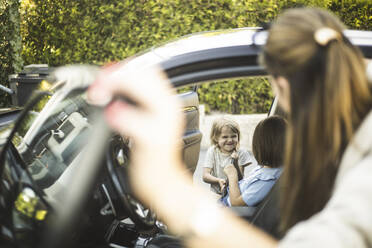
[217,126,239,154]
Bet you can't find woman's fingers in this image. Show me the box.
[89,64,176,113]
[88,63,185,156]
[104,99,183,149]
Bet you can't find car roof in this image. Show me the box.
[122,28,372,87]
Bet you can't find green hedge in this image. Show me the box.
[0,0,22,107]
[19,0,371,67]
[329,0,372,30]
[2,0,371,111]
[197,77,274,114]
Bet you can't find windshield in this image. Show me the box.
[11,89,94,190]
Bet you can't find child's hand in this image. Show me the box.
[224,164,238,179]
[218,178,227,192]
[231,151,238,160]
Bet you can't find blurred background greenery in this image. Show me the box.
[1,0,371,112]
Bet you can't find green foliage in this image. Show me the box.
[328,0,372,30]
[2,0,370,112]
[19,0,280,113]
[19,0,265,66]
[198,77,273,114]
[0,0,23,107]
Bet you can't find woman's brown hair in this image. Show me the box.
[252,116,287,168]
[261,8,372,232]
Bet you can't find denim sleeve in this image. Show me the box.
[241,180,275,206]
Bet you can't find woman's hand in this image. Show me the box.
[88,64,185,198]
[89,65,183,155]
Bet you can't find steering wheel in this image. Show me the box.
[105,135,157,232]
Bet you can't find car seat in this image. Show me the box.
[229,178,283,239]
[250,179,283,239]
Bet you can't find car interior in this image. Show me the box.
[0,71,281,248]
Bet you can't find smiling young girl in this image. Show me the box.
[202,117,254,195]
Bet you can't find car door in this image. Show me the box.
[178,88,202,173]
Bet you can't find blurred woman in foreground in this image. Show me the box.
[88,8,372,248]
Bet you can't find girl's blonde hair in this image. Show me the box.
[261,8,372,233]
[210,117,240,148]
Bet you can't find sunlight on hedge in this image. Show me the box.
[1,0,371,108]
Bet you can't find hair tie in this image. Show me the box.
[314,28,341,46]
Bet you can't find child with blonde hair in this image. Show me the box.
[202,117,254,195]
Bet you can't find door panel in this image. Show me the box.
[178,91,202,173]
